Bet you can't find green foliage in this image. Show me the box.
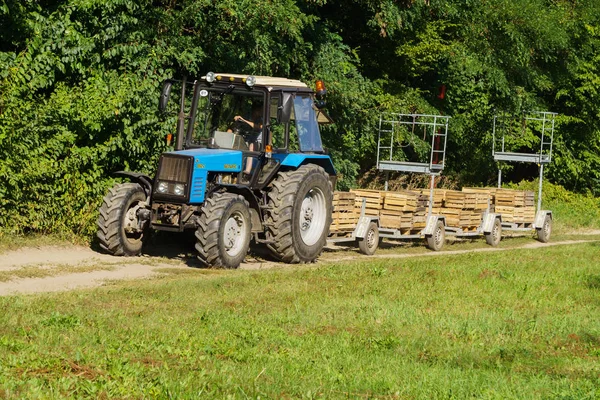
[1,0,600,237]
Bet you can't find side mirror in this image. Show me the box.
[278,93,294,123]
[159,80,173,113]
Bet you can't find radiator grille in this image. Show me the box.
[157,155,192,183]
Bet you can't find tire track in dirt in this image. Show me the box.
[0,238,597,296]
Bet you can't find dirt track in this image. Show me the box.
[0,236,597,296]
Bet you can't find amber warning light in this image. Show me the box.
[315,80,327,109]
[315,80,326,97]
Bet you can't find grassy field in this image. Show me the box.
[1,242,599,398]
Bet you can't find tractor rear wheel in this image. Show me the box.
[97,183,149,256]
[265,164,333,263]
[195,192,251,268]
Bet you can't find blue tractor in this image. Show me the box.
[97,72,336,268]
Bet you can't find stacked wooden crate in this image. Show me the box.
[330,191,359,233]
[412,192,429,231]
[494,189,535,223]
[379,191,417,231]
[350,189,384,217]
[440,190,488,229]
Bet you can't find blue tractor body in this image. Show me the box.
[173,148,243,203]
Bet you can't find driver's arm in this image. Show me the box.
[234,115,255,128]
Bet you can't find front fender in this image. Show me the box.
[114,171,153,197]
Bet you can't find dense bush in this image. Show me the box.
[1,0,600,237]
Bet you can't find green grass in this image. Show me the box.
[1,243,599,398]
[0,233,85,254]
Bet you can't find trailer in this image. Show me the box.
[327,113,450,254]
[492,111,556,242]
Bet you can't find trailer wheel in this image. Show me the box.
[195,192,251,268]
[426,220,445,251]
[485,218,502,247]
[265,164,333,263]
[97,183,149,256]
[536,214,552,243]
[358,221,379,256]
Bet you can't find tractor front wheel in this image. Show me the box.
[265,164,333,263]
[97,183,149,256]
[195,192,252,268]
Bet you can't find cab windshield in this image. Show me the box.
[191,87,264,151]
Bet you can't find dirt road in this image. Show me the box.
[0,237,597,296]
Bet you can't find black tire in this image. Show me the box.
[485,218,502,247]
[97,183,148,256]
[426,220,445,251]
[536,214,552,243]
[358,221,379,256]
[195,192,252,268]
[265,164,333,263]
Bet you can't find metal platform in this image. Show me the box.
[493,151,551,164]
[377,160,444,174]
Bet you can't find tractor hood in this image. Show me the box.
[170,148,243,173]
[156,148,243,204]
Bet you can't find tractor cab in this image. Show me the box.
[159,73,332,188]
[98,72,336,269]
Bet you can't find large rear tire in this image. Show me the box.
[97,183,148,256]
[195,192,252,268]
[265,164,333,263]
[485,218,502,247]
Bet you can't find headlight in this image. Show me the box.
[174,184,185,196]
[245,75,256,87]
[157,181,168,193]
[205,71,216,83]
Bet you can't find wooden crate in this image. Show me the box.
[444,190,465,209]
[379,210,413,229]
[412,212,427,230]
[331,191,359,233]
[383,191,418,212]
[351,189,384,216]
[463,187,496,205]
[495,189,534,207]
[495,205,515,223]
[418,189,447,208]
[462,192,489,210]
[514,205,535,223]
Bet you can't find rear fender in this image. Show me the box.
[274,154,336,176]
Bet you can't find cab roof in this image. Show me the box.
[201,73,309,89]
